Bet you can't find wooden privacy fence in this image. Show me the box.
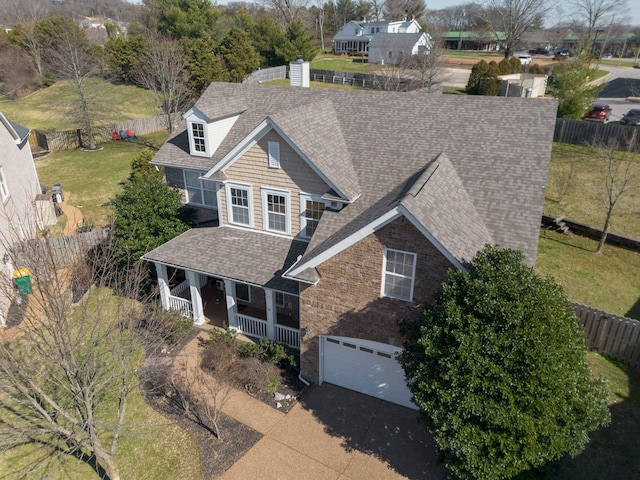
[542,215,640,252]
[554,118,640,152]
[574,303,640,371]
[30,114,181,153]
[11,229,110,269]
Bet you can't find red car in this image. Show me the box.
[584,103,612,122]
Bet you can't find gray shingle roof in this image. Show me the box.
[269,100,360,200]
[369,33,425,48]
[150,83,557,271]
[143,226,305,294]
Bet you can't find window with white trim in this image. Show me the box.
[275,291,286,307]
[183,169,217,208]
[227,183,253,226]
[300,194,326,239]
[268,141,280,168]
[0,167,8,202]
[261,188,289,234]
[382,248,416,302]
[191,122,206,153]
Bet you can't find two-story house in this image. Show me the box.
[333,19,431,64]
[143,83,557,408]
[0,112,43,327]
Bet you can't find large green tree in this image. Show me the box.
[275,19,321,63]
[113,158,194,264]
[400,245,611,480]
[549,54,603,119]
[218,27,260,82]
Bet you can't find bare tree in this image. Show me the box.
[566,0,629,55]
[134,32,191,133]
[0,216,179,480]
[260,0,310,28]
[404,27,445,91]
[170,349,235,440]
[591,131,640,253]
[482,0,551,57]
[45,17,103,150]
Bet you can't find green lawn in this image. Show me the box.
[310,54,373,73]
[536,230,640,319]
[545,142,640,239]
[0,390,202,480]
[36,131,169,229]
[0,78,158,132]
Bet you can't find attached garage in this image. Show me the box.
[319,335,417,410]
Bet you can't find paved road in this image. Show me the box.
[594,65,640,121]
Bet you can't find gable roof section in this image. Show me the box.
[399,153,493,265]
[285,154,492,280]
[192,84,248,120]
[268,101,360,201]
[0,111,30,145]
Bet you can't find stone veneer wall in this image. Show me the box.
[299,217,454,383]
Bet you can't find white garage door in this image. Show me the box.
[320,336,417,410]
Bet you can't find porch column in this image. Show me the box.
[264,288,276,342]
[224,279,239,330]
[155,263,170,310]
[186,270,204,325]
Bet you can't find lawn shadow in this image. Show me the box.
[555,357,640,479]
[540,229,594,252]
[625,297,640,320]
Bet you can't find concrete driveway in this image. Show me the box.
[219,383,445,480]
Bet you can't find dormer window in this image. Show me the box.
[191,122,206,153]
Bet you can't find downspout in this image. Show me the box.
[298,373,310,386]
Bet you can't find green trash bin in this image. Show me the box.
[13,268,33,295]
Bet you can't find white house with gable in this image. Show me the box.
[333,19,430,63]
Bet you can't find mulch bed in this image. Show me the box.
[147,394,262,479]
[142,328,307,478]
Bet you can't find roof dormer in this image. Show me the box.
[183,106,240,158]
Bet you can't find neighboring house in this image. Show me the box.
[368,32,430,65]
[333,19,430,61]
[498,73,548,98]
[143,83,557,409]
[0,112,43,327]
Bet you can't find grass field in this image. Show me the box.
[545,143,640,239]
[36,131,169,229]
[536,230,640,319]
[0,78,158,131]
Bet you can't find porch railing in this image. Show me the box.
[170,280,190,299]
[237,313,267,339]
[168,295,192,319]
[276,324,300,349]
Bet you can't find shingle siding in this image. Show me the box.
[221,130,330,235]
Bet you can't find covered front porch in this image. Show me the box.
[156,265,301,349]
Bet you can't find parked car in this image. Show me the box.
[620,109,640,126]
[583,103,612,122]
[517,53,532,65]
